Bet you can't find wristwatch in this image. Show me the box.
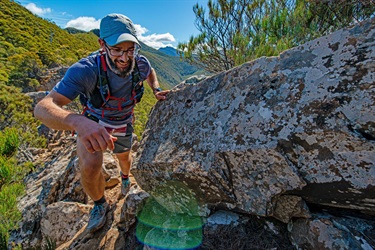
[154,87,162,93]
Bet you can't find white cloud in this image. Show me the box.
[116,23,176,49]
[134,24,148,37]
[25,3,51,15]
[23,3,176,50]
[65,16,100,31]
[138,32,176,49]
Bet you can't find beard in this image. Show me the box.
[106,54,135,78]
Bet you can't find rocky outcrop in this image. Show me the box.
[133,17,375,248]
[10,18,375,250]
[133,17,374,214]
[38,66,68,91]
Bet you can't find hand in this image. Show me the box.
[75,117,117,153]
[154,90,170,101]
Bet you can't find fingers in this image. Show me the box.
[155,90,170,100]
[78,126,115,153]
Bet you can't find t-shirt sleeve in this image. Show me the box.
[53,57,97,100]
[136,55,152,81]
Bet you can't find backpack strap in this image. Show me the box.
[81,54,144,113]
[89,54,110,108]
[132,60,144,103]
[132,61,140,85]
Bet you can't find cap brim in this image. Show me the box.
[105,33,140,46]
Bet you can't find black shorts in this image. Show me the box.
[113,124,133,153]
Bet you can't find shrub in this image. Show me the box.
[0,128,20,157]
[0,183,25,247]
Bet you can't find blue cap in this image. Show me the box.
[100,14,140,46]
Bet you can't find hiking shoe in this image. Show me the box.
[87,202,109,233]
[121,178,131,196]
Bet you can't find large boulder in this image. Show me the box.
[132,17,375,220]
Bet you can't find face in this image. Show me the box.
[100,40,136,77]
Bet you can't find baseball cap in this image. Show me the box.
[100,13,140,46]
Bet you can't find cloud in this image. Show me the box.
[138,32,176,50]
[65,16,100,31]
[22,2,176,49]
[133,24,148,37]
[25,3,51,15]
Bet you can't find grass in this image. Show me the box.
[0,128,33,248]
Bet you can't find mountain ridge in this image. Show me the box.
[158,46,179,57]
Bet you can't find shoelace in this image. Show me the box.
[122,178,130,187]
[91,204,104,216]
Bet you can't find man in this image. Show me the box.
[34,13,169,233]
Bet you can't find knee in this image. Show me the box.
[116,151,132,162]
[79,156,103,178]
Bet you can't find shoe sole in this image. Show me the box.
[87,204,109,233]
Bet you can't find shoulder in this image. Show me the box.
[135,55,152,77]
[70,54,98,72]
[136,54,151,66]
[64,54,99,82]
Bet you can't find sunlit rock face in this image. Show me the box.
[133,18,375,219]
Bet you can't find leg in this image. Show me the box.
[77,138,109,232]
[115,151,132,196]
[77,137,105,201]
[115,150,132,176]
[113,125,133,196]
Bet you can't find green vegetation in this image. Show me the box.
[0,128,33,248]
[140,43,207,88]
[133,84,158,136]
[178,0,375,73]
[0,0,201,246]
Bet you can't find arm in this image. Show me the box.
[34,90,80,131]
[146,68,170,100]
[34,90,115,153]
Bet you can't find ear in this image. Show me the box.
[98,38,105,48]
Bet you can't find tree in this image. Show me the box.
[178,0,375,73]
[178,0,249,73]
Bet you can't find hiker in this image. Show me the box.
[34,13,169,233]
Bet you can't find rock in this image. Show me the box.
[182,75,208,84]
[9,139,129,249]
[133,17,375,219]
[271,195,311,223]
[25,91,49,108]
[288,214,375,249]
[38,66,68,91]
[206,210,241,228]
[118,184,150,232]
[40,202,90,247]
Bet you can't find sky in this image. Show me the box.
[18,0,209,49]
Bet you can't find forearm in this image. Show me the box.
[146,68,161,93]
[34,91,116,153]
[145,68,169,100]
[34,93,82,131]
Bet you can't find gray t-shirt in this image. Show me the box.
[53,52,151,125]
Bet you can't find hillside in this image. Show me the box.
[0,0,99,89]
[0,0,204,90]
[0,0,205,137]
[158,46,179,57]
[139,42,205,88]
